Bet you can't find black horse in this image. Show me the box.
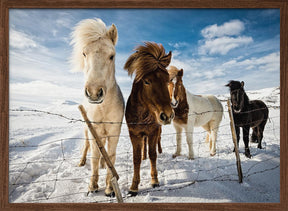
[226,80,269,158]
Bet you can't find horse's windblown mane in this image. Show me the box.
[70,18,117,72]
[124,42,172,82]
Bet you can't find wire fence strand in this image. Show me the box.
[8,104,280,203]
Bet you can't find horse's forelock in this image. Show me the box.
[168,66,181,81]
[70,19,109,72]
[226,80,243,91]
[124,42,171,82]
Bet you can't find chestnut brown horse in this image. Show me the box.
[124,42,174,196]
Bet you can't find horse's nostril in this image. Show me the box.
[160,112,168,122]
[97,88,104,98]
[85,88,91,98]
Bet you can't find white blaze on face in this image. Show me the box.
[171,77,178,107]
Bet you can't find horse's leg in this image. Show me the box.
[233,126,240,152]
[129,133,142,196]
[88,136,102,192]
[79,128,90,166]
[142,136,147,160]
[157,127,162,154]
[209,120,219,156]
[202,123,211,143]
[243,126,251,158]
[172,123,183,158]
[104,136,119,196]
[257,120,267,149]
[148,128,160,188]
[100,138,107,168]
[251,127,258,143]
[186,122,195,160]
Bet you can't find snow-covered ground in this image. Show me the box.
[9,86,280,203]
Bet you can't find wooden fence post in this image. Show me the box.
[227,100,243,183]
[78,105,123,203]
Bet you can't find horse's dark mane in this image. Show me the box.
[226,80,250,110]
[243,91,250,107]
[124,42,172,82]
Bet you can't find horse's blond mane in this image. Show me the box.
[70,18,108,72]
[124,42,172,82]
[168,66,181,80]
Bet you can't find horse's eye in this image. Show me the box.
[83,52,86,57]
[110,55,114,60]
[144,80,150,85]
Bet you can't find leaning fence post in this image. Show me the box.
[78,105,123,203]
[227,100,243,183]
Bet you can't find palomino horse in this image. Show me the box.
[168,66,223,159]
[124,42,174,196]
[226,80,269,158]
[71,19,124,196]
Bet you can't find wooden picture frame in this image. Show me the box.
[1,0,287,210]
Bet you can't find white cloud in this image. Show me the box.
[199,36,253,55]
[168,42,189,49]
[10,29,38,49]
[201,19,245,39]
[56,17,73,29]
[236,52,280,72]
[198,20,253,55]
[203,68,226,79]
[169,51,279,94]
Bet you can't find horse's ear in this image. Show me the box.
[107,24,118,45]
[241,81,245,88]
[162,51,172,68]
[178,69,183,77]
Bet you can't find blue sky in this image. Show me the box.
[9,9,280,103]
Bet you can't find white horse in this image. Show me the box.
[71,18,125,196]
[168,66,223,159]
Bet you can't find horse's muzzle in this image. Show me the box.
[171,100,179,108]
[85,88,105,104]
[159,111,174,125]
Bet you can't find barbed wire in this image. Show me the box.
[10,103,279,126]
[8,104,280,203]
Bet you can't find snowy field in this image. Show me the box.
[9,86,280,203]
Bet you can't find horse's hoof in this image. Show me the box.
[210,152,216,156]
[86,189,98,196]
[78,158,86,167]
[105,191,115,198]
[151,183,160,188]
[245,148,252,158]
[245,152,252,158]
[128,190,138,197]
[257,145,263,149]
[245,154,252,159]
[188,155,194,160]
[172,153,179,158]
[88,184,99,192]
